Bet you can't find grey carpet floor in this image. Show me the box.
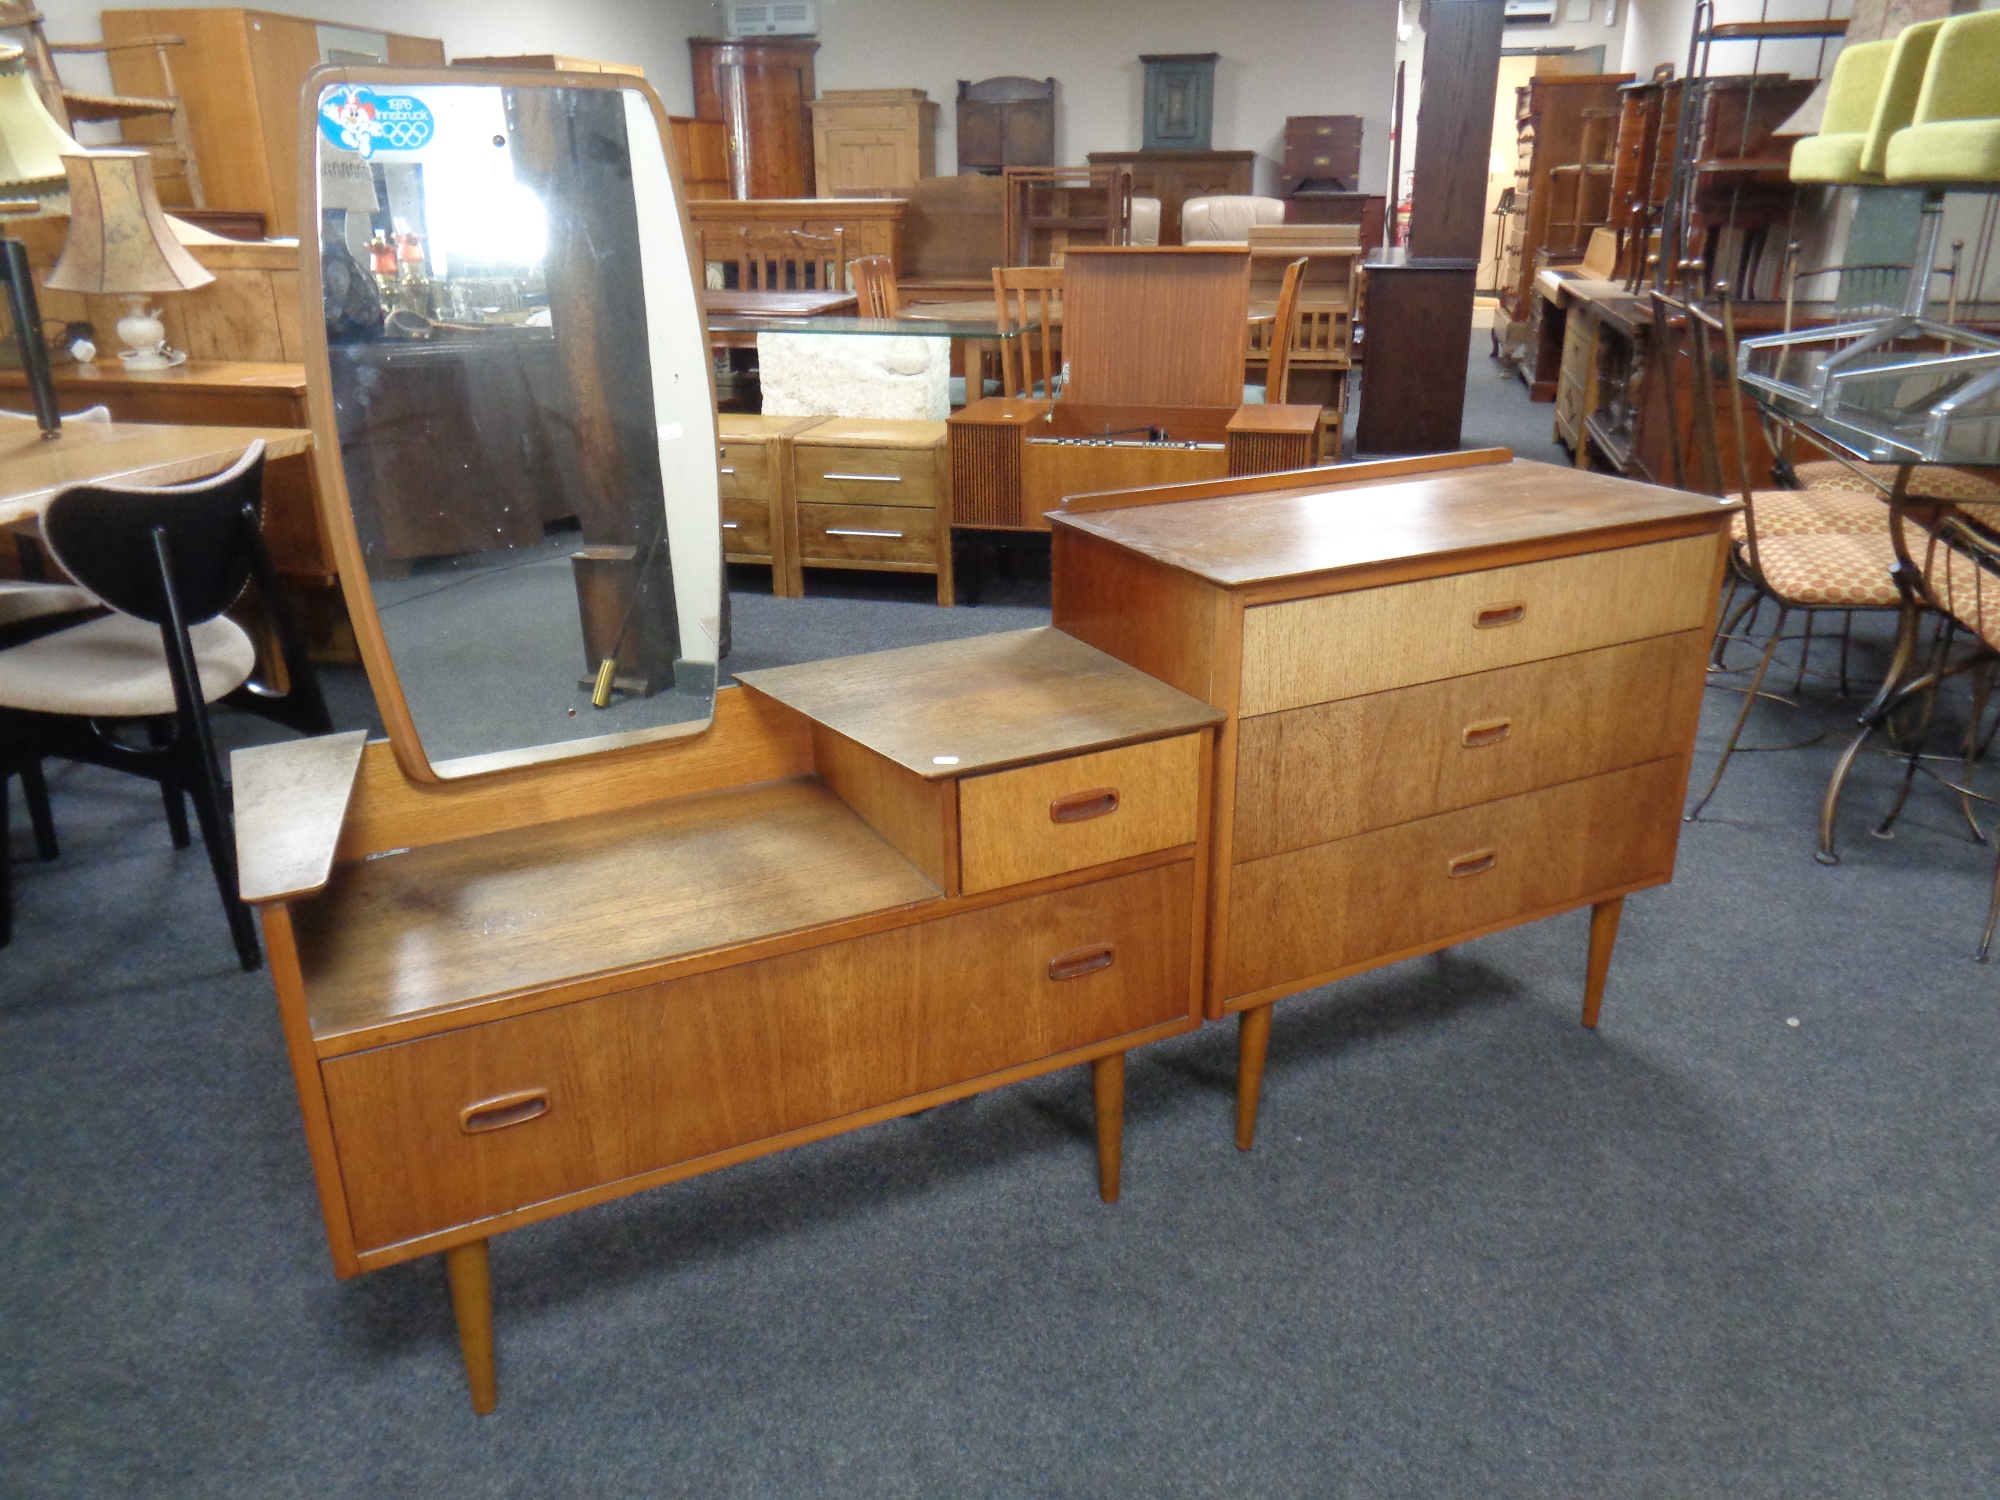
[4,340,1997,1497]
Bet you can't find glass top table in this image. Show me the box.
[705,314,1036,339]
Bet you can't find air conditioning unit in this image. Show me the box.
[726,2,817,37]
[1503,0,1558,21]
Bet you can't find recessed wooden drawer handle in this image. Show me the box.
[822,472,902,482]
[1447,849,1498,879]
[1475,601,1527,629]
[1048,943,1115,981]
[1460,718,1513,748]
[1050,787,1119,823]
[458,1089,549,1134]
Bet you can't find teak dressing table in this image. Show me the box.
[1047,449,1734,1146]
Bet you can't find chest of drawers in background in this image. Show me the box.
[789,418,954,604]
[1049,449,1733,1147]
[717,413,826,596]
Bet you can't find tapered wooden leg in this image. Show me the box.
[1582,897,1624,1029]
[1236,1003,1274,1151]
[444,1239,497,1416]
[1091,1052,1124,1204]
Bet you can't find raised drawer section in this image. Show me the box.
[795,443,941,507]
[716,441,773,503]
[797,502,937,566]
[1237,533,1720,716]
[722,496,773,558]
[1222,756,1686,1000]
[1233,630,1708,860]
[321,861,1193,1253]
[958,734,1202,894]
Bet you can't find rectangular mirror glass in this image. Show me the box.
[306,69,720,779]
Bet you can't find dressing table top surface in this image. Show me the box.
[1050,458,1735,589]
[294,775,941,1044]
[737,627,1221,780]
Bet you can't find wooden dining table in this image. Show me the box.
[0,419,314,530]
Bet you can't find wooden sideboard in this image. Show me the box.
[0,360,349,656]
[688,198,907,280]
[1048,451,1732,1146]
[237,628,1219,1411]
[1086,150,1255,247]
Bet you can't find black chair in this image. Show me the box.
[0,441,332,969]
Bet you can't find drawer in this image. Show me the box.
[1238,533,1721,716]
[1233,630,1708,861]
[319,861,1193,1253]
[795,443,941,507]
[717,440,774,503]
[722,496,773,558]
[959,734,1202,895]
[1223,756,1686,1000]
[797,502,937,566]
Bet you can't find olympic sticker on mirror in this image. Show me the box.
[318,85,436,159]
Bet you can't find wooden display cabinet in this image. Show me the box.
[1046,449,1733,1146]
[810,89,938,198]
[236,629,1219,1412]
[100,8,444,237]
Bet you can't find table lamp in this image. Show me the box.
[0,43,78,435]
[45,148,213,371]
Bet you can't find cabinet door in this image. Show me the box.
[1144,62,1215,152]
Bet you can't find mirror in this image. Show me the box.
[305,68,721,779]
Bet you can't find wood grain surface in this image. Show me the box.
[1060,247,1251,409]
[1223,756,1685,999]
[959,733,1202,893]
[1237,533,1721,715]
[0,421,314,528]
[233,731,368,903]
[298,775,940,1035]
[736,627,1221,779]
[1232,630,1708,859]
[812,723,956,890]
[317,860,1192,1252]
[1049,458,1734,590]
[330,685,813,861]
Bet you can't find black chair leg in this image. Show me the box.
[1,768,12,947]
[147,721,191,848]
[178,739,259,971]
[20,758,57,861]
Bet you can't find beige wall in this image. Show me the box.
[736,0,1399,196]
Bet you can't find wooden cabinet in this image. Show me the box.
[811,89,937,198]
[1279,115,1363,195]
[239,628,1220,1406]
[669,116,732,200]
[689,36,819,199]
[1140,53,1218,152]
[956,77,1055,175]
[788,418,952,602]
[718,413,822,595]
[1048,449,1731,1146]
[1085,151,1255,248]
[99,9,444,238]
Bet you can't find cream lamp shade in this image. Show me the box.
[46,149,213,370]
[0,44,79,211]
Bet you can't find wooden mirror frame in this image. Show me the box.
[295,63,721,784]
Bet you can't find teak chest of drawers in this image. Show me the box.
[789,418,954,603]
[717,413,821,595]
[235,628,1216,1411]
[1049,449,1733,1145]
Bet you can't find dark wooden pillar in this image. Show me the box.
[1355,0,1505,454]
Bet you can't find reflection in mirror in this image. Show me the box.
[313,75,720,774]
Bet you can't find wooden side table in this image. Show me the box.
[718,413,824,596]
[789,418,954,604]
[0,361,353,659]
